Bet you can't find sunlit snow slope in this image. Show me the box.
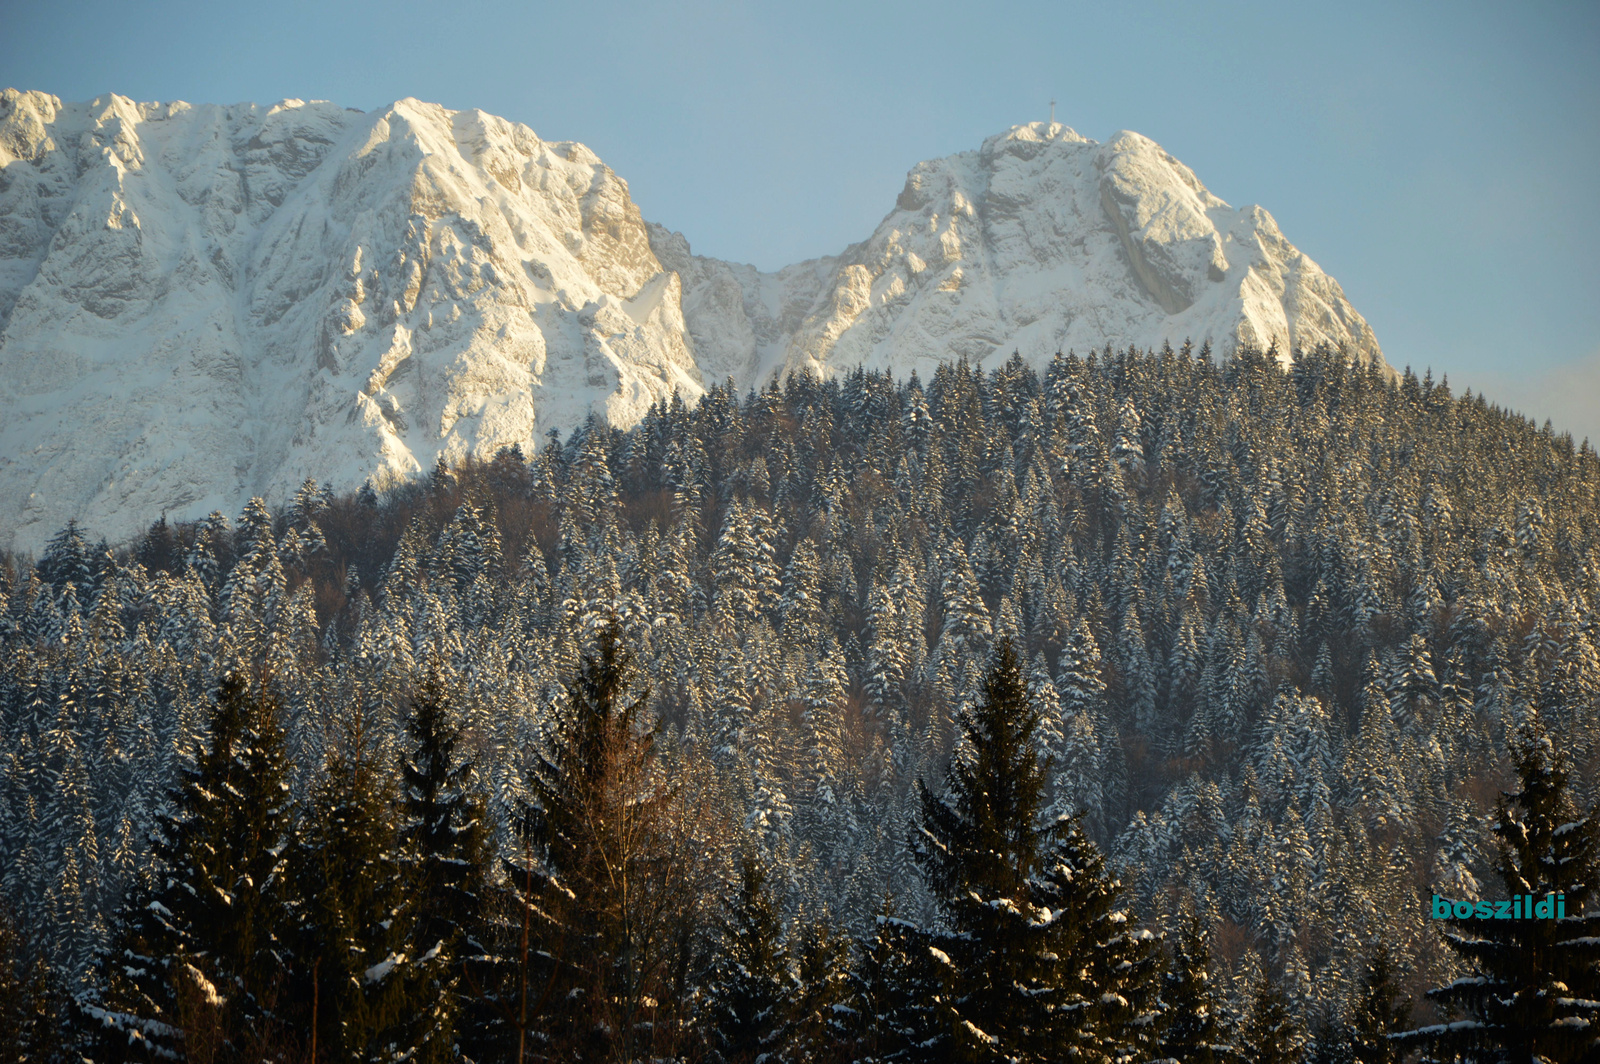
[0,90,1384,551]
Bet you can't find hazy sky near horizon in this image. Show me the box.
[5,0,1598,440]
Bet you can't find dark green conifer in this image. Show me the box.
[291,738,419,1064]
[509,625,705,1062]
[703,851,793,1063]
[1399,721,1600,1062]
[912,638,1164,1062]
[913,638,1054,1059]
[84,673,298,1062]
[787,916,854,1063]
[0,902,69,1063]
[1345,943,1410,1064]
[1240,979,1306,1064]
[1160,913,1238,1063]
[848,898,948,1064]
[1031,811,1168,1062]
[398,661,491,1062]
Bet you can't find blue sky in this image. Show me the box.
[5,0,1597,439]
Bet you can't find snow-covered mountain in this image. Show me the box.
[0,90,1383,551]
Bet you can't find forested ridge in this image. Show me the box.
[3,342,1600,1061]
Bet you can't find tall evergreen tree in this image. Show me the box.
[1398,720,1600,1063]
[912,638,1164,1062]
[1031,810,1168,1063]
[84,673,299,1062]
[290,737,422,1064]
[913,639,1054,1059]
[508,625,708,1062]
[1344,943,1411,1064]
[1161,912,1238,1063]
[397,661,492,1062]
[1240,978,1307,1064]
[848,898,948,1064]
[787,916,854,1064]
[702,851,793,1064]
[0,900,69,1063]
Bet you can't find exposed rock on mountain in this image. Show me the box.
[0,89,1383,550]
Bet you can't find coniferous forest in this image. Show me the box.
[3,342,1600,1061]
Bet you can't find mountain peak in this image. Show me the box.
[0,91,1385,550]
[985,120,1091,149]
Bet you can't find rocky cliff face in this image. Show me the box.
[0,90,1383,551]
[657,123,1381,388]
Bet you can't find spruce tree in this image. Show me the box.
[787,916,854,1063]
[1344,943,1410,1064]
[290,738,420,1064]
[509,625,706,1062]
[848,898,949,1064]
[84,673,298,1062]
[703,851,793,1064]
[1308,1017,1357,1064]
[1160,912,1239,1063]
[1031,810,1167,1062]
[1398,721,1600,1062]
[1307,946,1412,1064]
[1240,978,1306,1064]
[911,637,1164,1062]
[913,638,1054,1059]
[398,661,491,1063]
[0,900,69,1063]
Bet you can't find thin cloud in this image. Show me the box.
[1467,349,1600,448]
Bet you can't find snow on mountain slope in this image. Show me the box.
[0,91,1384,551]
[655,122,1382,386]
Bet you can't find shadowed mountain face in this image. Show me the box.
[0,90,1383,551]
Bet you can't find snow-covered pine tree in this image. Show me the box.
[912,638,1055,1059]
[0,901,69,1063]
[37,520,94,603]
[1048,688,1106,837]
[848,897,948,1064]
[509,625,708,1062]
[1160,911,1240,1063]
[866,575,908,715]
[780,539,826,639]
[702,851,793,1064]
[566,421,620,529]
[1030,810,1167,1062]
[397,660,492,1063]
[712,499,765,629]
[908,633,1056,1056]
[786,915,853,1063]
[290,732,420,1064]
[1055,615,1106,722]
[83,673,298,1062]
[1240,977,1307,1064]
[1397,717,1600,1062]
[1342,679,1412,832]
[1342,942,1411,1064]
[221,499,286,662]
[912,638,1164,1062]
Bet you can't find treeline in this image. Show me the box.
[5,341,1600,1059]
[7,631,1598,1061]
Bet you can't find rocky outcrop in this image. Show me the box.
[660,122,1382,387]
[0,90,1385,551]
